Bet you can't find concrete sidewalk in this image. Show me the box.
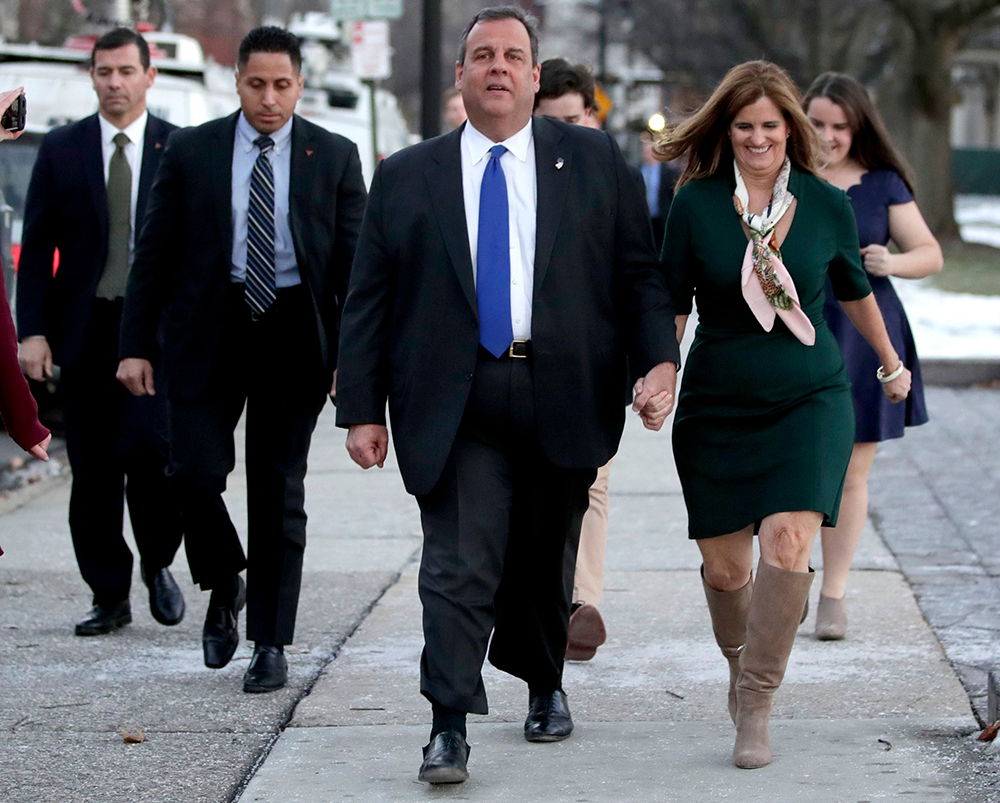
[3,390,998,802]
[239,410,989,803]
[0,411,421,803]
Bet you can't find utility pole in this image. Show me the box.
[597,0,608,82]
[420,0,442,140]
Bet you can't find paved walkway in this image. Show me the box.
[2,389,998,801]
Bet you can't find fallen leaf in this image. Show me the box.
[120,727,146,743]
[977,721,1000,742]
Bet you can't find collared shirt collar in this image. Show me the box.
[236,111,293,154]
[463,118,533,166]
[98,109,147,146]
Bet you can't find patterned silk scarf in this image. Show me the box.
[733,158,816,346]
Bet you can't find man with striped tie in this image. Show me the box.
[117,27,367,694]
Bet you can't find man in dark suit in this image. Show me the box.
[640,129,681,253]
[17,28,184,636]
[117,26,366,694]
[336,6,679,784]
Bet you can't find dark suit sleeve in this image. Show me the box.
[329,143,367,332]
[15,135,57,340]
[335,160,395,428]
[119,134,184,361]
[610,135,680,376]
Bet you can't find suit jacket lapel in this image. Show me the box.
[289,115,314,269]
[83,114,108,238]
[136,115,168,236]
[426,127,477,317]
[210,112,239,262]
[532,117,570,295]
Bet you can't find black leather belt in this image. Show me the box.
[507,340,531,359]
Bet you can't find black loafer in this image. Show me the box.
[243,644,288,693]
[418,730,470,784]
[75,600,132,636]
[202,576,246,669]
[524,689,574,742]
[141,563,185,626]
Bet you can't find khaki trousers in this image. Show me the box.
[573,460,611,606]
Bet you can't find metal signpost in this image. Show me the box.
[350,20,392,165]
[330,0,403,159]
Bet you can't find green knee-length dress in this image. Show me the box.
[663,164,872,540]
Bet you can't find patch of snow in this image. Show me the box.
[884,195,1000,360]
[893,278,1000,359]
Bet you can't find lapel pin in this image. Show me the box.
[555,157,564,170]
[154,142,162,149]
[306,149,314,157]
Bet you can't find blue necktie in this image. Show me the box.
[246,135,276,316]
[477,145,513,358]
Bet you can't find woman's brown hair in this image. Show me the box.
[654,60,822,188]
[802,71,916,195]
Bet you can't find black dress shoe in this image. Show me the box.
[243,644,288,693]
[524,689,574,742]
[141,563,185,626]
[75,600,132,636]
[418,730,470,784]
[202,576,246,669]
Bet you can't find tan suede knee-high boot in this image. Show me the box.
[733,559,814,769]
[701,566,752,723]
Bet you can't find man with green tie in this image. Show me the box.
[17,28,185,637]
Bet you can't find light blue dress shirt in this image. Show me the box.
[230,113,300,287]
[642,162,661,219]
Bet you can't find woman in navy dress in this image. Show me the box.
[804,73,942,640]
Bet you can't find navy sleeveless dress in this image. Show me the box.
[822,169,928,443]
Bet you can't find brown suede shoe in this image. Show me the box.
[566,603,607,661]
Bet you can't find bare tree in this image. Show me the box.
[629,0,1000,238]
[877,0,1000,237]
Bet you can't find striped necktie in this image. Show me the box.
[246,135,276,316]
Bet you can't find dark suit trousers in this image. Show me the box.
[167,284,326,646]
[60,299,182,605]
[416,348,596,715]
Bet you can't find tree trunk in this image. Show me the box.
[907,26,962,239]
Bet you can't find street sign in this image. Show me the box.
[329,0,403,20]
[367,0,403,18]
[351,19,391,80]
[329,0,368,20]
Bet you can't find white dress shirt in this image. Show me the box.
[230,113,300,287]
[461,119,536,341]
[98,110,146,267]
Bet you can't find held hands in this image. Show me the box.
[631,361,678,431]
[28,433,51,462]
[116,358,156,396]
[18,337,53,382]
[346,423,388,469]
[861,244,893,277]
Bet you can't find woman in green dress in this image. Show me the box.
[655,61,911,769]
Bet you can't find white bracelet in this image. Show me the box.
[877,361,904,384]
